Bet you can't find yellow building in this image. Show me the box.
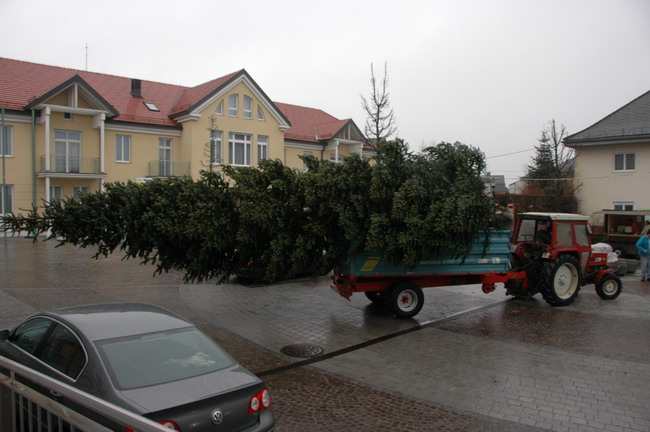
[0,58,368,215]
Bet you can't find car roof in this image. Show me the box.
[518,212,589,221]
[42,303,193,342]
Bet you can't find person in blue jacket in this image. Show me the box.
[636,231,650,281]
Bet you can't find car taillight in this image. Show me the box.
[125,420,180,432]
[248,388,271,413]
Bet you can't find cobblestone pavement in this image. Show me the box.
[1,237,649,432]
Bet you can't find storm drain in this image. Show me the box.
[280,343,324,358]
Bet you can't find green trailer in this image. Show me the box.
[331,213,622,318]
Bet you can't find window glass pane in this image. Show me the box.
[258,136,268,162]
[211,130,222,164]
[215,100,223,115]
[516,219,536,242]
[243,96,252,118]
[575,224,589,247]
[1,125,12,156]
[97,327,234,390]
[228,133,251,165]
[116,135,131,162]
[257,107,265,121]
[11,318,53,355]
[556,222,573,247]
[626,153,635,170]
[39,324,86,379]
[1,185,13,213]
[50,186,63,202]
[229,94,238,116]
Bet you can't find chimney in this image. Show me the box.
[131,79,142,98]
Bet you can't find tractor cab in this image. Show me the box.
[512,213,593,271]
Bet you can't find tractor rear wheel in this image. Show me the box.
[595,273,622,300]
[539,255,581,306]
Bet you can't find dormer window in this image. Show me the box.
[143,102,160,112]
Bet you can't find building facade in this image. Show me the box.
[0,58,368,215]
[563,90,650,216]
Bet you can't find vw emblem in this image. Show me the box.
[211,409,224,425]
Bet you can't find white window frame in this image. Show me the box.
[50,185,63,203]
[257,135,268,163]
[228,132,251,166]
[257,106,265,121]
[243,96,253,119]
[210,130,223,165]
[612,201,634,211]
[116,135,131,163]
[159,138,172,177]
[303,151,313,171]
[228,94,238,117]
[54,130,81,173]
[215,100,223,115]
[613,152,635,172]
[72,186,89,201]
[0,184,13,214]
[330,153,343,163]
[1,125,12,157]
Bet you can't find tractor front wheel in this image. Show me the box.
[595,273,622,300]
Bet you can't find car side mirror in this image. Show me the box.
[0,330,8,342]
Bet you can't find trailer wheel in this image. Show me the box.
[364,291,387,305]
[387,282,424,318]
[595,273,622,300]
[539,255,581,306]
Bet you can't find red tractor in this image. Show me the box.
[505,212,623,306]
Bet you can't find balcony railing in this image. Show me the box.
[0,354,170,431]
[40,155,101,174]
[148,160,191,177]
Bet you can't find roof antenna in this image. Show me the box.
[85,44,88,71]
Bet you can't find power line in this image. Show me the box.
[486,148,535,159]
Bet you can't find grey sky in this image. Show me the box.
[2,0,649,184]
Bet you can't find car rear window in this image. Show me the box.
[96,327,234,390]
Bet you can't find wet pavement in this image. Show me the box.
[1,236,649,432]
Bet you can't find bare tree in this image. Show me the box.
[202,114,220,171]
[361,62,397,148]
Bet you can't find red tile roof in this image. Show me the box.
[0,57,353,141]
[0,58,187,127]
[275,102,350,142]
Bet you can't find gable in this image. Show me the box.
[170,69,291,130]
[565,89,650,146]
[26,74,118,116]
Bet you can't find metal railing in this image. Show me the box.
[147,160,190,177]
[39,155,101,174]
[0,355,170,432]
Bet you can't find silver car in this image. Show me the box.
[0,302,275,431]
